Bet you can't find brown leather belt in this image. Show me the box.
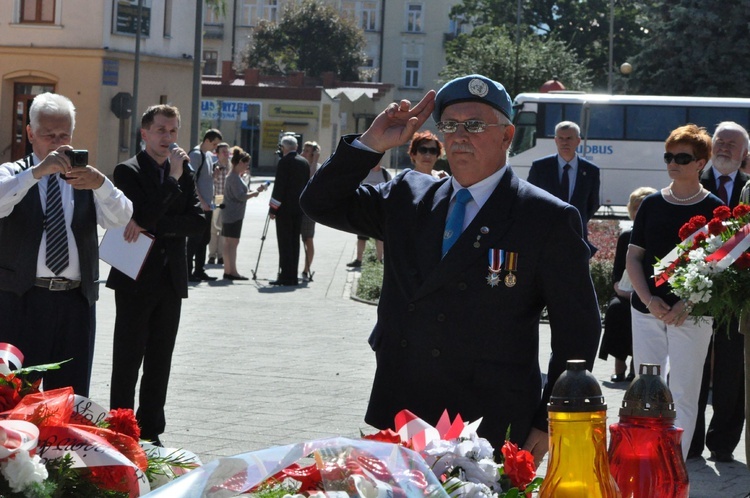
[35,277,81,291]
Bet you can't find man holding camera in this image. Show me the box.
[0,92,133,396]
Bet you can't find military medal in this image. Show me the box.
[504,251,518,287]
[487,248,504,287]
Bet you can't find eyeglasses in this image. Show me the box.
[416,146,439,155]
[663,152,696,165]
[436,120,507,134]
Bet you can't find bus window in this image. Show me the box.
[543,103,563,136]
[627,105,686,141]
[689,107,750,134]
[585,105,624,139]
[511,111,538,156]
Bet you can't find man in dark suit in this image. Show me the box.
[268,134,310,286]
[690,121,750,462]
[528,121,600,255]
[300,74,601,465]
[0,93,132,396]
[107,104,205,445]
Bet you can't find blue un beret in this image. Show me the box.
[433,74,512,122]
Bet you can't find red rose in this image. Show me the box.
[105,408,141,441]
[501,441,536,490]
[0,375,22,411]
[708,218,726,236]
[733,204,750,219]
[734,252,750,270]
[714,206,732,220]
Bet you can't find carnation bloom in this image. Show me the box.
[500,441,536,490]
[106,408,141,441]
[714,205,732,220]
[0,450,48,493]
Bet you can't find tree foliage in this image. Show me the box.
[627,0,750,96]
[450,0,652,91]
[441,26,593,95]
[239,0,366,80]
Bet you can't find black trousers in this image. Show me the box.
[110,270,182,438]
[0,287,93,396]
[187,210,212,274]
[690,320,745,455]
[275,212,302,282]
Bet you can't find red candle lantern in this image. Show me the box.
[608,363,689,497]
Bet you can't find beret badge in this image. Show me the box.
[468,78,489,98]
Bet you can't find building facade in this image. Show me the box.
[202,0,464,166]
[0,0,197,173]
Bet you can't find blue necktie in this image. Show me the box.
[560,163,571,203]
[45,174,69,275]
[442,188,472,257]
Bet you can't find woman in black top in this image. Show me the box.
[626,124,724,460]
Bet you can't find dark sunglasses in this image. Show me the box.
[664,152,696,165]
[416,146,439,155]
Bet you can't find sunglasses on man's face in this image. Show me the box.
[416,146,439,155]
[663,152,696,165]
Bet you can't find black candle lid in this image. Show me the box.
[548,360,607,412]
[619,363,676,418]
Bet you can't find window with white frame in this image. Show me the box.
[240,0,258,26]
[404,60,420,88]
[406,4,422,33]
[203,50,219,75]
[20,0,55,23]
[205,4,221,24]
[360,1,377,31]
[264,0,278,23]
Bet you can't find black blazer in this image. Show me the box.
[301,136,601,447]
[106,151,204,298]
[700,167,750,209]
[528,154,601,224]
[269,152,310,216]
[0,155,99,305]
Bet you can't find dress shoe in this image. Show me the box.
[194,271,217,281]
[625,372,636,382]
[207,257,216,264]
[270,279,299,286]
[188,274,202,283]
[218,257,224,265]
[710,450,734,462]
[346,259,362,268]
[610,373,627,382]
[141,435,163,447]
[223,273,249,281]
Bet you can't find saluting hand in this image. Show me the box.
[360,91,436,153]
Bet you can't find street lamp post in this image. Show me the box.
[608,0,615,94]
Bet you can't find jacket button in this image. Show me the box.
[407,303,415,312]
[437,313,446,322]
[400,339,408,348]
[458,282,467,291]
[431,348,440,357]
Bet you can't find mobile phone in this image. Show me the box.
[64,149,89,167]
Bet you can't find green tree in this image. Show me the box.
[450,0,652,91]
[239,0,366,80]
[627,0,750,96]
[441,25,594,96]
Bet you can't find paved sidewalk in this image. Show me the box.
[87,180,750,497]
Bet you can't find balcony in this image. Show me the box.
[204,23,224,40]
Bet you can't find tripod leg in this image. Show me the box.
[251,214,271,280]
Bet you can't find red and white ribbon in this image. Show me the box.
[0,343,24,375]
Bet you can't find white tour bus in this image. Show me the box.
[510,92,750,208]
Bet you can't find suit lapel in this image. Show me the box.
[412,169,519,301]
[412,180,451,279]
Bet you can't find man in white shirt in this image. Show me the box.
[0,92,133,396]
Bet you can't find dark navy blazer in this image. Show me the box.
[301,135,601,448]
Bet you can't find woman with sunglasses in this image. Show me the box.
[222,147,267,280]
[625,124,723,460]
[408,131,447,178]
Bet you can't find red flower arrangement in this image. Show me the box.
[657,204,750,332]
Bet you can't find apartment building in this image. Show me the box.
[202,0,464,166]
[0,1,196,173]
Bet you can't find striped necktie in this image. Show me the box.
[45,174,69,275]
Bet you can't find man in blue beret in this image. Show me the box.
[301,75,600,465]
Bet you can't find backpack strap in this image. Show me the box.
[193,148,206,181]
